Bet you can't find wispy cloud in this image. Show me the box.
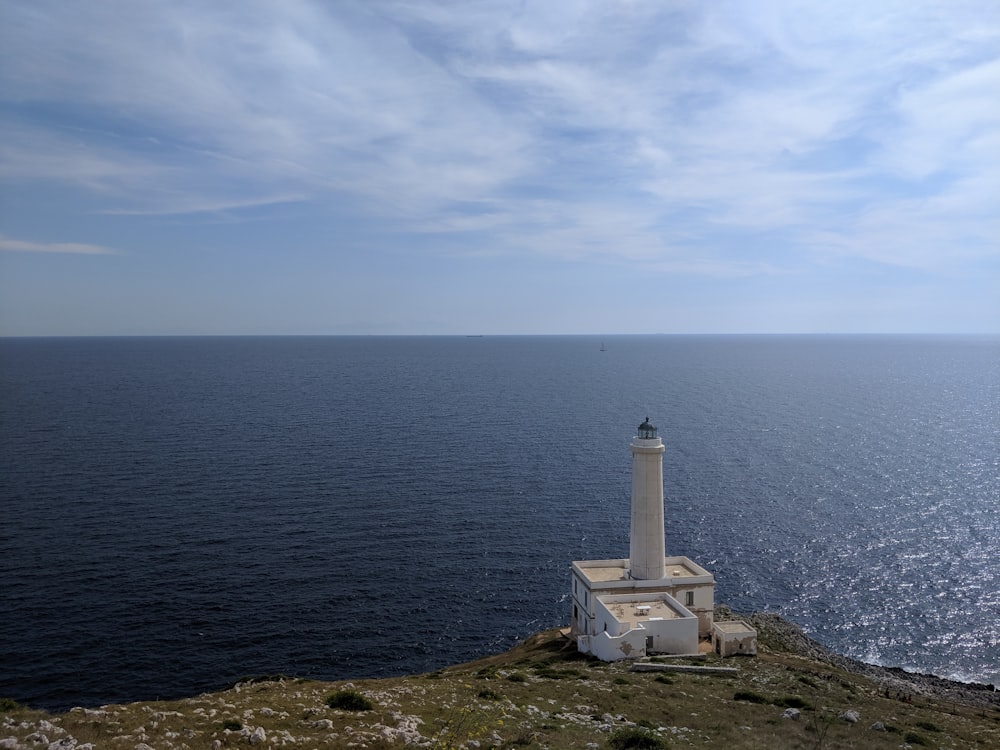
[0,235,119,255]
[0,0,996,278]
[100,194,308,217]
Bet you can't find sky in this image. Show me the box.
[0,1,997,336]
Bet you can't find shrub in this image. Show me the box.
[535,668,565,680]
[0,698,21,712]
[507,731,537,746]
[904,732,929,746]
[733,690,769,704]
[222,719,242,731]
[654,675,674,685]
[915,720,941,732]
[477,688,501,700]
[797,675,818,688]
[506,672,527,683]
[777,695,811,710]
[326,689,374,711]
[607,726,668,749]
[613,677,631,685]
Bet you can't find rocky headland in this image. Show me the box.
[2,610,997,749]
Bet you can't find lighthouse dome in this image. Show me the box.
[638,417,657,439]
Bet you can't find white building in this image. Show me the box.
[570,418,716,662]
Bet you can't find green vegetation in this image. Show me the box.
[776,695,811,709]
[325,689,374,711]
[607,726,668,749]
[0,614,995,749]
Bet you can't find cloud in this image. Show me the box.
[0,235,119,255]
[0,0,529,216]
[0,0,996,276]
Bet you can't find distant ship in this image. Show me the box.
[600,342,607,352]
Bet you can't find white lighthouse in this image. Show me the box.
[570,417,716,661]
[629,417,666,580]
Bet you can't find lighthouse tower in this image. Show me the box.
[629,417,666,580]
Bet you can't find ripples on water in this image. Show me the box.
[1,335,997,711]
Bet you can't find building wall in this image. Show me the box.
[669,583,715,636]
[582,594,699,660]
[572,573,715,637]
[712,622,758,657]
[570,571,591,636]
[587,629,646,661]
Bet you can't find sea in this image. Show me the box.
[1,335,997,712]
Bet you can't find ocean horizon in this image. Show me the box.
[1,334,997,712]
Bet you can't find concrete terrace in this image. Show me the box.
[572,556,714,586]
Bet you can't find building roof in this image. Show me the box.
[600,596,684,622]
[572,556,714,586]
[713,620,757,635]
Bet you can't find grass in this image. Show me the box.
[1,620,997,749]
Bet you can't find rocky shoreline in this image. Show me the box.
[737,610,998,710]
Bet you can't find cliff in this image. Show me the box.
[2,611,997,749]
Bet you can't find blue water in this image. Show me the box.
[1,335,997,712]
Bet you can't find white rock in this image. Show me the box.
[47,739,77,749]
[0,738,20,749]
[839,709,860,724]
[38,720,63,736]
[781,708,800,720]
[249,726,266,745]
[870,721,886,731]
[311,719,334,730]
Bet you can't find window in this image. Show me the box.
[685,591,694,607]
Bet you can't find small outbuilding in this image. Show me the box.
[712,620,757,657]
